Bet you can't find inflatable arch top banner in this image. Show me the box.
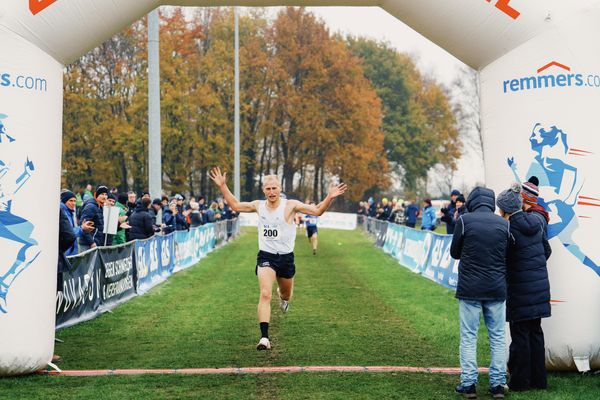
[1,0,600,375]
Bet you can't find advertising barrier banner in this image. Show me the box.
[135,233,174,295]
[366,217,457,289]
[55,250,102,330]
[98,244,136,312]
[56,219,239,330]
[422,234,459,289]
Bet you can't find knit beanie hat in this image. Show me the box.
[521,176,539,205]
[60,190,76,204]
[456,194,466,204]
[496,182,523,213]
[95,185,109,197]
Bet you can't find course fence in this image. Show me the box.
[56,219,240,330]
[361,217,458,290]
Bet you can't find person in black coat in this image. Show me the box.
[450,187,510,398]
[128,197,156,240]
[79,185,110,249]
[453,194,467,221]
[441,189,461,234]
[498,182,551,391]
[58,209,77,281]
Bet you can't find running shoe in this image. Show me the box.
[277,287,289,313]
[489,385,505,399]
[455,383,477,399]
[256,337,271,350]
[313,249,316,255]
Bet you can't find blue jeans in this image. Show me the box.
[459,299,506,388]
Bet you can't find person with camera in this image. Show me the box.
[441,189,461,234]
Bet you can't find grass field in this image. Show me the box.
[1,227,598,399]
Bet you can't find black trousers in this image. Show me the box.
[508,318,547,391]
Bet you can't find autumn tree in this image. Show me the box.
[346,37,460,193]
[266,7,388,201]
[62,22,147,192]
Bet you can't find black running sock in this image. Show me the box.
[260,322,269,339]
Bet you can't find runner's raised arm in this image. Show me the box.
[209,167,258,213]
[293,183,347,216]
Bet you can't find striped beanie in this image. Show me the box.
[521,176,539,205]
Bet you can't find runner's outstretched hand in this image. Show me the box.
[328,183,348,198]
[209,167,227,188]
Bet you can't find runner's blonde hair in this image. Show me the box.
[262,175,281,188]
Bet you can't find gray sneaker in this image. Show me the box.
[277,288,289,313]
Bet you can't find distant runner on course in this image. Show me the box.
[209,167,347,350]
[303,201,319,255]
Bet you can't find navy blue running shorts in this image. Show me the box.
[306,226,318,238]
[256,250,295,279]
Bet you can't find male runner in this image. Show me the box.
[303,202,319,255]
[209,167,347,350]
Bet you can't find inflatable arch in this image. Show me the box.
[1,0,600,375]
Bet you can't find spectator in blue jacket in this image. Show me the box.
[420,198,437,231]
[59,190,94,255]
[79,185,110,250]
[450,187,511,399]
[404,201,419,228]
[162,201,178,234]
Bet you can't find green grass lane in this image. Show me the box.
[2,371,599,400]
[1,227,597,399]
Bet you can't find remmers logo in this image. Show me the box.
[502,61,600,93]
[30,0,58,15]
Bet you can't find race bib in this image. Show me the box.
[261,224,280,241]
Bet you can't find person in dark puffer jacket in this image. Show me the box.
[499,180,551,392]
[450,187,510,399]
[79,185,110,249]
[128,197,156,240]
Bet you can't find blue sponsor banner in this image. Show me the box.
[421,234,459,289]
[135,233,174,294]
[376,218,458,291]
[396,228,432,274]
[382,223,403,257]
[158,233,175,275]
[173,224,217,272]
[174,230,195,271]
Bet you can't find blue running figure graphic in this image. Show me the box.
[508,123,600,277]
[0,115,39,314]
[0,114,16,143]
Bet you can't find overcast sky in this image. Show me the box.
[306,7,464,86]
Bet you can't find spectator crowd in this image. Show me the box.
[59,184,238,255]
[356,194,459,232]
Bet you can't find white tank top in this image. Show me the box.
[257,199,297,254]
